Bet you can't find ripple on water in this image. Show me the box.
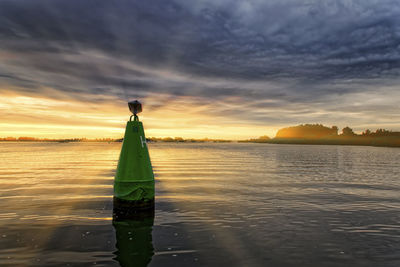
[0,142,399,266]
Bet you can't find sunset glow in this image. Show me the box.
[1,0,400,139]
[0,91,279,139]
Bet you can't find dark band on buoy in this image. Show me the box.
[113,197,155,219]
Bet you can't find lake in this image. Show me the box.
[0,142,399,266]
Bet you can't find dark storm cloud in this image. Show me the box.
[1,0,400,127]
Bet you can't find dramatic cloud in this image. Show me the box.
[0,0,399,137]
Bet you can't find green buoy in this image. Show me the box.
[113,100,155,215]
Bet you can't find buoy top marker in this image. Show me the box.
[128,100,142,121]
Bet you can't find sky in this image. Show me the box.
[1,0,400,139]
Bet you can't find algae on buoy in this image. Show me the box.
[114,100,155,213]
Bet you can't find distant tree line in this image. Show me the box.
[243,124,400,148]
[0,137,115,142]
[275,124,400,139]
[3,124,399,148]
[275,124,338,139]
[147,137,231,143]
[361,128,400,137]
[0,136,232,143]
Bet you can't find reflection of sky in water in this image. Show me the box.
[0,142,399,266]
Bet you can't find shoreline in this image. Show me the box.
[241,137,400,148]
[1,139,399,148]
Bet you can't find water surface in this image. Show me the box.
[0,142,399,266]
